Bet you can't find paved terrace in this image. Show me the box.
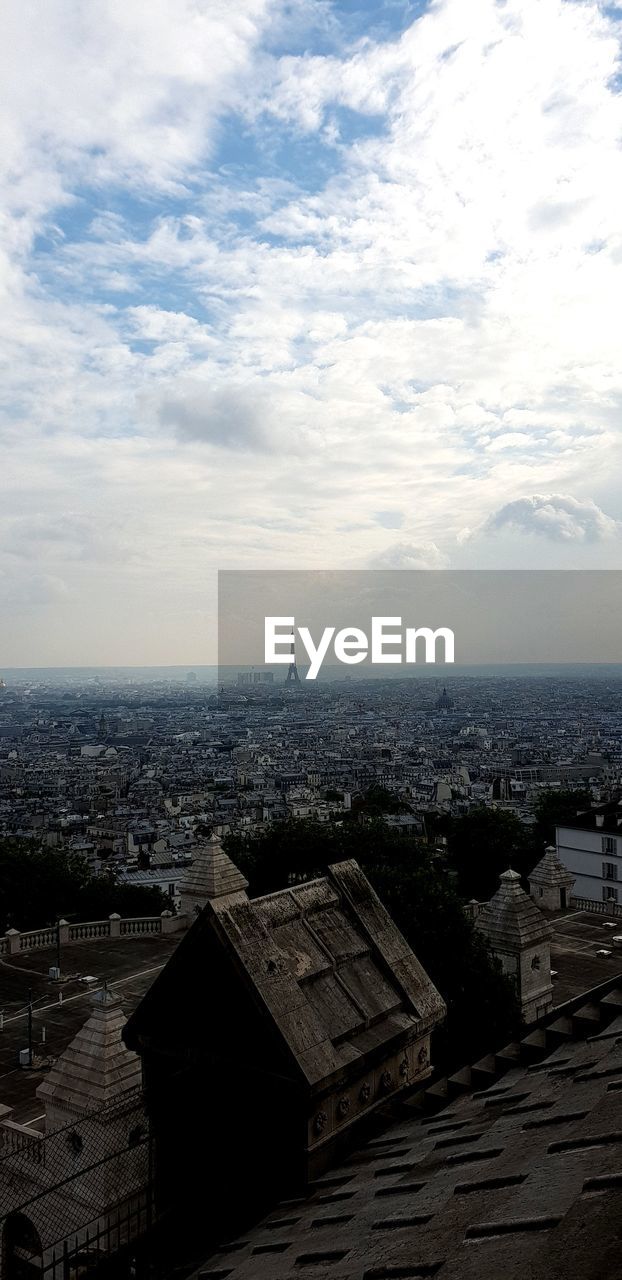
[0,932,181,1127]
[550,909,622,1005]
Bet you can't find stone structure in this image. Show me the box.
[474,868,553,1023]
[0,992,148,1278]
[192,979,622,1280]
[178,830,248,918]
[529,844,575,912]
[125,857,446,1245]
[36,987,142,1132]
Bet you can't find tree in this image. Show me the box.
[446,807,531,901]
[225,819,520,1072]
[0,838,168,933]
[351,785,411,819]
[531,788,592,851]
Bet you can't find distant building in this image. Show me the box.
[556,801,622,904]
[435,686,454,711]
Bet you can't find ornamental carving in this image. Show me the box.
[380,1070,394,1093]
[313,1111,328,1136]
[418,1044,429,1067]
[399,1055,409,1078]
[337,1096,350,1118]
[359,1082,371,1103]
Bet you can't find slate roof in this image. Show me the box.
[475,870,553,952]
[192,986,622,1280]
[557,800,622,836]
[125,859,446,1090]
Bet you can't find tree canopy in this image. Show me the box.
[445,806,532,901]
[0,839,169,933]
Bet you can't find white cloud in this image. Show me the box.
[1,0,622,660]
[371,541,449,569]
[481,493,621,542]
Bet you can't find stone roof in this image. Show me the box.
[529,845,575,889]
[36,988,141,1119]
[125,859,446,1090]
[180,832,249,907]
[475,869,553,952]
[192,984,622,1280]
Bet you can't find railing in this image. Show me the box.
[0,1120,45,1164]
[20,928,56,951]
[571,895,622,919]
[1,912,183,957]
[69,921,112,941]
[120,918,161,936]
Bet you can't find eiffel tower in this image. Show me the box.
[284,632,300,686]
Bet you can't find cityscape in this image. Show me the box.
[2,667,622,1273]
[3,0,622,1274]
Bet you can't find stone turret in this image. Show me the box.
[36,987,141,1132]
[179,831,248,919]
[474,868,554,1023]
[529,845,575,912]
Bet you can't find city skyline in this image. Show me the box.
[2,0,622,664]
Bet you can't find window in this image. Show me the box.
[602,862,618,881]
[602,836,617,856]
[603,886,619,903]
[168,883,175,897]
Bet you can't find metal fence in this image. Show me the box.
[0,1087,155,1279]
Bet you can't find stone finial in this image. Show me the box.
[179,832,248,920]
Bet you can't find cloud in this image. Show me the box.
[481,494,621,542]
[1,0,622,660]
[371,541,449,569]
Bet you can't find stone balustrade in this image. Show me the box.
[570,895,622,918]
[1,911,184,957]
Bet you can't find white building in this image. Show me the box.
[556,802,622,904]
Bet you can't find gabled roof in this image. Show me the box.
[475,869,553,951]
[125,859,445,1090]
[529,845,575,889]
[37,988,141,1118]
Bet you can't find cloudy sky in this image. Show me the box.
[1,0,621,664]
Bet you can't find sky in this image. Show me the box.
[1,0,621,665]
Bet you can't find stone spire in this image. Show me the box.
[179,831,248,920]
[475,869,554,1024]
[529,845,575,912]
[37,987,141,1131]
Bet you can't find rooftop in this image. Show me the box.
[193,988,622,1280]
[557,800,622,836]
[0,932,180,1126]
[126,859,446,1090]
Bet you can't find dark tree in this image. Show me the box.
[531,788,592,851]
[0,838,168,933]
[446,807,531,901]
